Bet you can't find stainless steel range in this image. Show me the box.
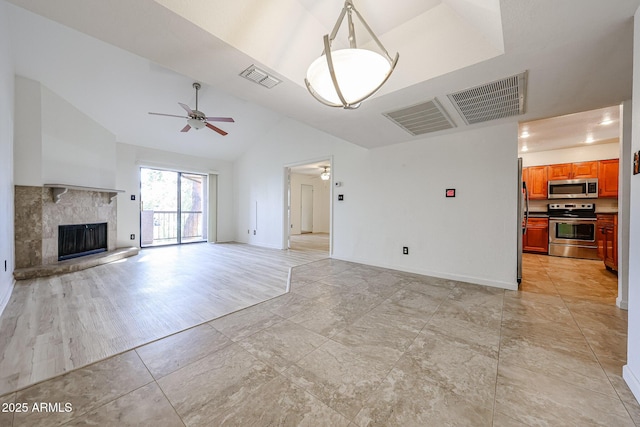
[548,203,599,260]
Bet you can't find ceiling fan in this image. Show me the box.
[149,82,234,136]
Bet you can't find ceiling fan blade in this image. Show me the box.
[149,112,189,119]
[178,102,194,115]
[180,124,191,133]
[204,117,235,123]
[206,122,228,136]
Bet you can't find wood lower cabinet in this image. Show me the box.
[596,214,617,271]
[598,159,619,198]
[523,217,549,254]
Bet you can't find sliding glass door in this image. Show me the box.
[140,167,208,247]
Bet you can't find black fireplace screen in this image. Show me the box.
[58,223,108,261]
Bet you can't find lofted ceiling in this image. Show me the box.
[3,0,639,161]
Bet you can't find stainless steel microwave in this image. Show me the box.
[548,178,598,199]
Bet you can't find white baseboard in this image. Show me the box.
[623,364,640,403]
[330,255,518,291]
[616,296,628,310]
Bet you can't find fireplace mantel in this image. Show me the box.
[44,184,124,204]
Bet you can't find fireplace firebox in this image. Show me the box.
[58,223,108,261]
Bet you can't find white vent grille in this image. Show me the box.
[239,65,281,89]
[383,99,456,136]
[447,71,527,125]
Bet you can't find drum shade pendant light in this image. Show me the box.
[305,0,399,109]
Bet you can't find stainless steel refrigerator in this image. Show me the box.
[517,157,529,284]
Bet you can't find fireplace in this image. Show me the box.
[58,223,108,261]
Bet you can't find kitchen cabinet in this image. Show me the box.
[547,163,572,180]
[598,159,619,198]
[596,214,617,271]
[523,217,549,254]
[524,166,548,200]
[547,161,598,180]
[572,161,598,178]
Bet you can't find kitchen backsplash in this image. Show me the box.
[528,197,618,213]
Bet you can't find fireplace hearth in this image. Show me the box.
[58,223,108,261]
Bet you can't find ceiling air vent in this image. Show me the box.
[383,99,456,136]
[447,71,528,125]
[239,65,282,89]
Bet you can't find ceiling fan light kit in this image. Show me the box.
[305,0,399,109]
[149,82,234,136]
[320,166,330,181]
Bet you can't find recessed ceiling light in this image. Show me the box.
[585,134,594,144]
[521,145,529,152]
[520,130,530,138]
[600,117,613,126]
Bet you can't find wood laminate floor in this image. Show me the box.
[289,233,329,253]
[0,242,328,396]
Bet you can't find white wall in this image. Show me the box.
[290,173,330,235]
[623,5,640,403]
[234,117,364,249]
[332,123,519,289]
[14,77,117,189]
[40,86,116,189]
[235,116,519,289]
[521,142,619,167]
[619,101,632,310]
[115,143,235,247]
[13,76,42,186]
[0,0,15,315]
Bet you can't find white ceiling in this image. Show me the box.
[518,106,621,154]
[3,0,639,161]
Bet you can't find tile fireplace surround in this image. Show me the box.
[14,185,117,269]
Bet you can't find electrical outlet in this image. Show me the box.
[338,194,344,201]
[130,234,136,240]
[403,246,409,255]
[130,195,136,201]
[253,230,256,235]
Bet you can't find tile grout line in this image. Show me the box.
[490,289,507,426]
[133,349,188,427]
[540,257,635,418]
[347,282,456,424]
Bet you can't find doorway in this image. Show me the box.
[286,160,331,254]
[517,105,622,307]
[300,184,314,234]
[140,167,208,247]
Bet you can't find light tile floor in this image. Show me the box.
[1,253,638,426]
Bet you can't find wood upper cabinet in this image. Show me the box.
[523,217,549,254]
[547,161,598,180]
[572,161,598,179]
[525,166,548,199]
[598,159,619,198]
[547,163,572,180]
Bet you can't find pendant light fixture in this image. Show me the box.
[305,0,399,109]
[320,166,331,181]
